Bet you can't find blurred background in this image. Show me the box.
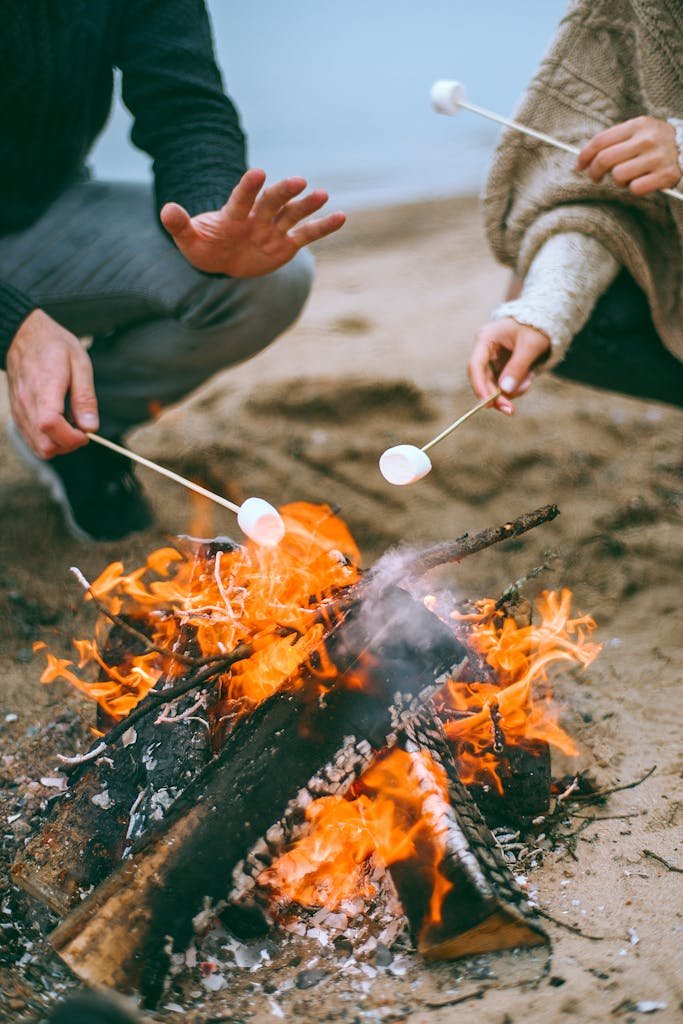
[92,0,567,210]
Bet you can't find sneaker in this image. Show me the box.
[8,422,154,542]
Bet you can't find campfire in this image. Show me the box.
[13,502,601,1006]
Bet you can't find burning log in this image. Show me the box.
[49,585,467,1004]
[385,706,546,957]
[12,631,242,915]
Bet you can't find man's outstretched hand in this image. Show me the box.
[160,169,346,277]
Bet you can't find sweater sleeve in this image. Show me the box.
[116,0,247,218]
[490,232,620,368]
[0,280,37,370]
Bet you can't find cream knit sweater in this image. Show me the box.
[483,0,683,363]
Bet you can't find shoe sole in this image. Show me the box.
[7,422,97,543]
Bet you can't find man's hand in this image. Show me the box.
[469,318,551,414]
[577,116,681,196]
[160,168,346,278]
[6,309,99,458]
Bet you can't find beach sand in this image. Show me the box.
[0,195,681,1023]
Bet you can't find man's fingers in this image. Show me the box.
[252,177,307,222]
[577,121,634,170]
[274,190,330,232]
[68,349,99,433]
[288,211,346,247]
[221,168,268,221]
[160,202,194,240]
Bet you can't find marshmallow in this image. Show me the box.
[237,497,285,547]
[379,445,433,486]
[430,79,467,116]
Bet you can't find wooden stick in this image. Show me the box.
[404,504,560,576]
[421,389,502,453]
[458,99,683,204]
[87,433,242,515]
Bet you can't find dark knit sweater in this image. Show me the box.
[0,0,247,364]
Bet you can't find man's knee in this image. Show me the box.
[184,248,314,341]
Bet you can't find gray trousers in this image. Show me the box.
[0,179,314,437]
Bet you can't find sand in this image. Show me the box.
[0,194,681,1023]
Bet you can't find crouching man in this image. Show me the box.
[1,1,344,541]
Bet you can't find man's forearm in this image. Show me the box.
[117,0,247,219]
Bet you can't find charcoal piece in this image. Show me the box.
[13,679,212,915]
[468,739,552,827]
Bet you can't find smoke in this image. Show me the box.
[353,544,460,663]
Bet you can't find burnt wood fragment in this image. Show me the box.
[467,739,552,827]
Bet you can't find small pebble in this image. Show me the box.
[296,967,327,990]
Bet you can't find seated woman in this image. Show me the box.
[469,0,683,413]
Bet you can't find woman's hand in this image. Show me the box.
[468,318,551,414]
[577,116,681,196]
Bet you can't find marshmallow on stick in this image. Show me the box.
[379,390,501,486]
[87,434,285,547]
[430,79,683,203]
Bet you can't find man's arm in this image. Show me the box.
[116,0,247,219]
[0,280,38,369]
[117,1,345,277]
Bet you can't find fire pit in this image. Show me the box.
[12,502,601,1007]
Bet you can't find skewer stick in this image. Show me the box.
[86,434,286,546]
[421,388,502,453]
[430,80,683,204]
[87,433,242,515]
[379,389,502,486]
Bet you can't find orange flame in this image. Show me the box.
[260,747,453,936]
[441,589,601,793]
[38,502,600,928]
[39,503,361,722]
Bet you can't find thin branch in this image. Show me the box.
[64,642,252,766]
[403,505,560,577]
[533,907,606,941]
[571,765,657,803]
[70,566,240,668]
[643,848,683,874]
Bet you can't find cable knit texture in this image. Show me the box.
[483,0,683,362]
[492,233,620,367]
[0,0,247,365]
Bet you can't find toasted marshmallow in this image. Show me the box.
[379,445,432,486]
[237,497,285,547]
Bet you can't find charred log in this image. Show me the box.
[386,708,547,958]
[12,686,213,916]
[467,739,552,827]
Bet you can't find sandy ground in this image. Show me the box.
[0,195,682,1023]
